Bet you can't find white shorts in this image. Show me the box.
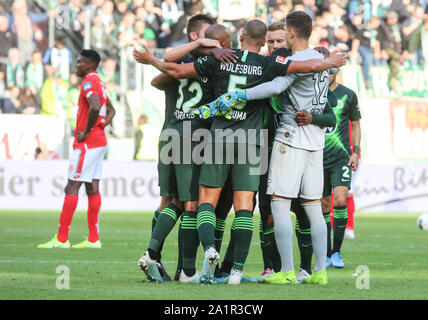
[267,141,323,200]
[68,145,107,183]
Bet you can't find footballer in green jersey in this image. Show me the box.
[133,18,346,284]
[321,68,361,269]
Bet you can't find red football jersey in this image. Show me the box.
[74,71,108,149]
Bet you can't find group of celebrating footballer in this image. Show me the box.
[133,10,361,286]
[37,9,360,287]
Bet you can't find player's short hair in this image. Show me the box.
[205,24,229,41]
[285,10,313,40]
[271,47,291,58]
[243,19,268,46]
[186,14,215,39]
[80,49,101,69]
[268,22,285,32]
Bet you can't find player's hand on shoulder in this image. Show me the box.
[328,49,347,68]
[213,48,238,64]
[295,110,313,126]
[314,46,330,58]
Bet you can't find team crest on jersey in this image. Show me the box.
[276,56,287,64]
[83,82,92,90]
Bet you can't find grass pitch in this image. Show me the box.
[0,210,427,300]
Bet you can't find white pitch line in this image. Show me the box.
[0,259,178,265]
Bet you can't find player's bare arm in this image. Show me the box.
[286,50,347,74]
[133,46,198,79]
[77,94,101,142]
[163,38,221,62]
[104,99,116,127]
[348,120,361,171]
[151,73,176,91]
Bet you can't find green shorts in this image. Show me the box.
[322,162,352,197]
[158,139,177,198]
[158,137,201,202]
[199,142,261,192]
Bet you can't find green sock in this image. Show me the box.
[176,215,183,271]
[197,203,216,252]
[215,218,226,254]
[259,219,272,270]
[151,210,160,232]
[295,217,313,273]
[181,211,199,276]
[324,212,332,257]
[148,203,182,255]
[332,206,348,254]
[232,210,253,271]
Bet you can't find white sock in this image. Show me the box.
[271,198,294,273]
[302,202,327,272]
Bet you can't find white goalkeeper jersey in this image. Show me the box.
[246,48,330,151]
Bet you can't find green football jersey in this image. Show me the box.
[194,50,291,145]
[323,84,361,168]
[168,55,214,136]
[162,81,179,131]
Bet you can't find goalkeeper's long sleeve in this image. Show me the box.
[311,101,336,128]
[245,75,296,100]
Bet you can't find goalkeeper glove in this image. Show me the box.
[217,90,247,114]
[199,100,221,120]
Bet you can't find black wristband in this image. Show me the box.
[353,145,360,155]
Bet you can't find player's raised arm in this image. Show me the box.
[163,38,221,62]
[133,46,198,79]
[286,50,347,74]
[104,99,116,127]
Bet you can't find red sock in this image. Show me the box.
[87,194,101,242]
[346,194,355,230]
[57,195,79,243]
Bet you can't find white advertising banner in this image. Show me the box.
[353,164,428,212]
[0,115,67,161]
[0,161,160,211]
[1,161,427,213]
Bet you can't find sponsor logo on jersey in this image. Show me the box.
[276,56,287,64]
[325,123,337,135]
[83,82,92,91]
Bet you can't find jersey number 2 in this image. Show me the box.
[176,79,203,113]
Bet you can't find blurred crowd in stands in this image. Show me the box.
[0,0,427,118]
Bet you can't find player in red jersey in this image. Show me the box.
[38,50,116,249]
